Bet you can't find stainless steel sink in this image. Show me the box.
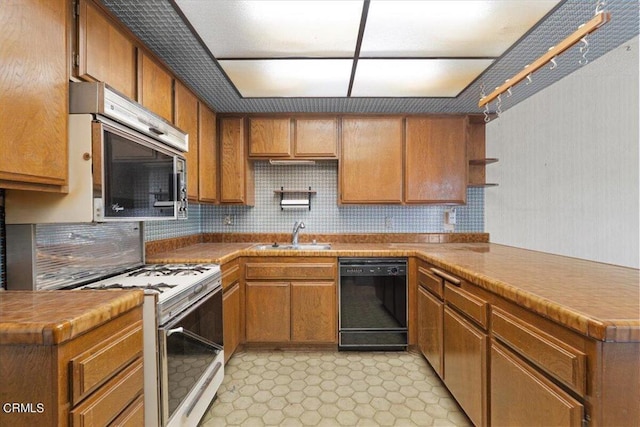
[253,243,332,250]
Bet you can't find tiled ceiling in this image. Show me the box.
[100,0,638,114]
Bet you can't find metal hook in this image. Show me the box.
[595,0,605,15]
[550,56,558,70]
[496,94,502,117]
[579,37,590,65]
[506,87,513,98]
[483,103,490,123]
[526,74,533,85]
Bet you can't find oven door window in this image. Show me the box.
[164,329,221,418]
[102,125,177,219]
[161,290,223,421]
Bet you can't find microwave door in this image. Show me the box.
[99,122,178,220]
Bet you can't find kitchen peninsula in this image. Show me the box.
[146,235,640,427]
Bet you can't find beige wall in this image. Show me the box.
[486,36,639,268]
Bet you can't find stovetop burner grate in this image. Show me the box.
[84,282,178,293]
[127,264,214,277]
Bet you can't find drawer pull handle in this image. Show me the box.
[430,268,461,285]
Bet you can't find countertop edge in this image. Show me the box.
[0,290,145,346]
[147,243,640,343]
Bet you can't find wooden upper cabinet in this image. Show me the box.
[174,81,199,201]
[0,0,68,191]
[198,103,217,203]
[340,117,403,204]
[405,116,467,204]
[247,116,338,159]
[75,0,136,100]
[294,118,338,158]
[219,117,255,205]
[137,51,173,123]
[249,118,291,157]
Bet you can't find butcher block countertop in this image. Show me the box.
[147,242,640,343]
[0,290,144,345]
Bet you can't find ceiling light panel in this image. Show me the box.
[351,59,494,97]
[361,0,562,57]
[175,0,364,58]
[218,59,353,97]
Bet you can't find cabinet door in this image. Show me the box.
[417,285,444,378]
[405,117,467,204]
[291,281,336,343]
[249,118,291,157]
[491,341,584,427]
[174,81,199,201]
[0,0,68,191]
[245,282,290,342]
[137,51,172,123]
[219,117,255,205]
[76,0,136,100]
[444,306,487,427]
[340,117,403,203]
[198,103,217,203]
[223,282,241,363]
[294,118,338,158]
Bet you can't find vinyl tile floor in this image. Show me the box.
[198,350,472,426]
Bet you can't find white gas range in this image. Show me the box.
[82,263,222,324]
[81,262,224,427]
[7,223,225,426]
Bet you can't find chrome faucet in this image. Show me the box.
[292,221,306,246]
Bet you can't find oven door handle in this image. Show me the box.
[166,327,224,351]
[185,361,223,417]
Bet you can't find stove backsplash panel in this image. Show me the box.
[5,222,143,290]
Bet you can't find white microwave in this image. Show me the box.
[6,83,188,224]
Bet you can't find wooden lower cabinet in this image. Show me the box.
[244,257,337,344]
[245,281,291,342]
[443,306,487,427]
[0,307,143,427]
[223,282,241,363]
[417,284,444,378]
[291,281,336,342]
[490,341,583,427]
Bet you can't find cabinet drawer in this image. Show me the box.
[222,262,240,291]
[491,341,583,427]
[245,262,335,280]
[491,308,586,395]
[70,358,143,427]
[444,283,488,329]
[418,266,443,299]
[71,321,143,405]
[109,394,144,427]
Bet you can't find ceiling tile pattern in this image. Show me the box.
[101,0,638,114]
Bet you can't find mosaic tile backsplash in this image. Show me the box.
[0,166,483,287]
[144,161,484,241]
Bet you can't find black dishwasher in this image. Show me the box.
[339,258,408,350]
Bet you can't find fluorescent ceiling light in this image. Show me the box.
[175,0,561,98]
[351,59,494,97]
[362,1,562,57]
[175,0,364,57]
[219,59,353,97]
